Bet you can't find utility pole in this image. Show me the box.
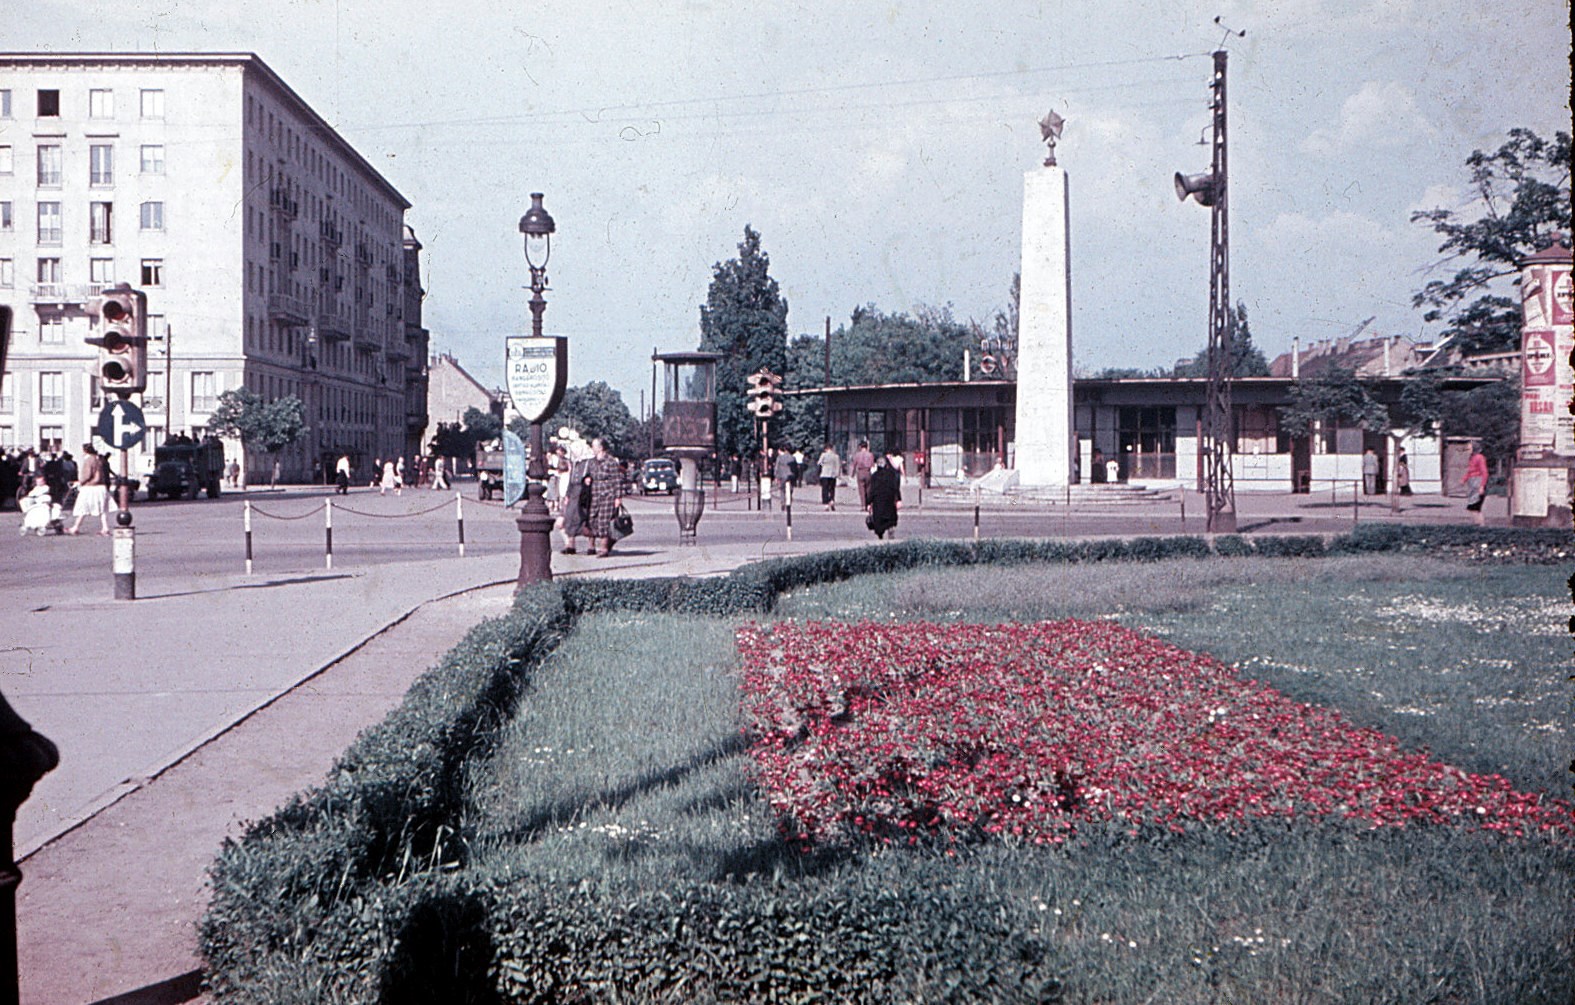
[1203,49,1237,533]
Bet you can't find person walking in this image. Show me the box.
[1395,449,1411,496]
[586,437,623,557]
[865,454,902,540]
[773,445,796,508]
[1460,442,1489,526]
[66,443,112,536]
[334,454,352,495]
[817,443,840,510]
[1362,448,1379,495]
[431,455,449,491]
[394,456,406,495]
[850,440,876,508]
[380,458,397,496]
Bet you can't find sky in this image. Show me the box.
[7,0,1571,412]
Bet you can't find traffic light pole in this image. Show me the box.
[113,440,135,600]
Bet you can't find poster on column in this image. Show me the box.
[1521,328,1556,450]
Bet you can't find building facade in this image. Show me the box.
[813,363,1498,495]
[426,352,499,429]
[0,52,427,481]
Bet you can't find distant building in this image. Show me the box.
[0,52,423,479]
[804,361,1497,495]
[426,352,499,431]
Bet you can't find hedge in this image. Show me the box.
[200,522,1568,1001]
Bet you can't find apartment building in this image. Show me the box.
[0,52,429,480]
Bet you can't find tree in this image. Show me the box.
[699,226,790,460]
[551,381,635,458]
[1412,128,1571,355]
[208,388,308,484]
[429,406,502,468]
[1443,376,1520,479]
[1277,366,1389,439]
[1172,302,1270,377]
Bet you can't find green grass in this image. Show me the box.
[459,556,1573,1003]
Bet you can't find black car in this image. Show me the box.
[639,458,679,494]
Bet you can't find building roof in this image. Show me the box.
[0,51,409,210]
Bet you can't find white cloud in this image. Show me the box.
[1301,81,1439,155]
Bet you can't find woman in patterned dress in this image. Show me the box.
[586,437,623,557]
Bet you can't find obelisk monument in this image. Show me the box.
[1013,110,1074,489]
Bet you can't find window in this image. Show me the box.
[90,375,106,409]
[0,259,12,288]
[37,89,59,117]
[40,372,65,413]
[90,201,113,244]
[139,201,164,231]
[192,371,217,413]
[144,374,164,413]
[0,146,11,174]
[36,258,61,285]
[140,144,164,174]
[36,144,61,186]
[0,202,10,230]
[90,258,115,287]
[39,426,63,453]
[89,88,114,118]
[0,90,10,118]
[37,202,62,244]
[140,259,163,286]
[0,373,12,412]
[39,318,65,344]
[140,89,164,119]
[147,313,166,339]
[90,144,114,186]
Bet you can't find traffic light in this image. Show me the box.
[87,284,148,394]
[745,369,783,418]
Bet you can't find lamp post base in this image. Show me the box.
[515,484,554,589]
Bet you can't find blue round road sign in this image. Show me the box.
[97,399,148,449]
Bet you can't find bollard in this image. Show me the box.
[1,691,59,1005]
[785,494,793,541]
[456,491,465,557]
[973,501,980,541]
[325,499,334,570]
[1353,480,1360,523]
[112,525,135,600]
[1180,492,1186,524]
[244,499,254,574]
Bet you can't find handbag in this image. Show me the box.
[611,504,635,540]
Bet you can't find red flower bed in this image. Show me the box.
[736,619,1575,845]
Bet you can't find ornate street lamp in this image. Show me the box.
[513,193,564,587]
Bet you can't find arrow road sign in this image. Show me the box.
[97,399,147,450]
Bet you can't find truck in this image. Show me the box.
[146,438,226,500]
[476,447,506,501]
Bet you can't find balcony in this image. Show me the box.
[319,221,343,245]
[317,310,352,341]
[385,341,410,362]
[269,188,299,219]
[268,294,313,325]
[29,283,99,305]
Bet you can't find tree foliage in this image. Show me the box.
[430,406,502,461]
[208,389,308,455]
[1443,376,1520,472]
[1172,302,1270,377]
[551,381,635,457]
[699,226,790,459]
[1277,367,1389,438]
[1412,128,1571,355]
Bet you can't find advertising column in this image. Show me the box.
[1511,242,1573,525]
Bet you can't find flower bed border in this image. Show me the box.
[200,523,1572,1001]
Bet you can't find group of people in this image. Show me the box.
[548,428,624,557]
[8,443,116,537]
[757,439,905,539]
[325,453,453,496]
